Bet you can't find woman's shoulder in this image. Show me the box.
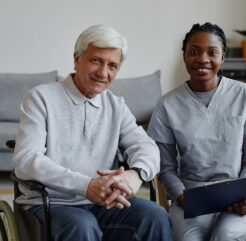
[222,77,246,98]
[158,82,187,105]
[222,76,246,89]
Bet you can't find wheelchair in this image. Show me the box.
[0,140,157,241]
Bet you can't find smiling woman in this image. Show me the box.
[148,22,246,241]
[183,26,225,92]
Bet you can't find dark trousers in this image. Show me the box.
[29,197,173,241]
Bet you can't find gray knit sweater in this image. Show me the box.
[12,74,160,206]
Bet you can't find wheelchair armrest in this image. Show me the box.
[10,173,46,193]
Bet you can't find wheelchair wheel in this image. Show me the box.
[0,200,20,241]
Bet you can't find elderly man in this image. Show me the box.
[12,24,172,241]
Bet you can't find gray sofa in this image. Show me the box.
[0,70,161,171]
[0,71,59,171]
[109,70,161,126]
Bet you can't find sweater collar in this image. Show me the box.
[62,74,101,108]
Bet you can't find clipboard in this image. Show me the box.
[183,177,246,219]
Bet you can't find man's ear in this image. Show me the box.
[74,52,79,63]
[73,52,79,71]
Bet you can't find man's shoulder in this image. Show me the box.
[32,80,62,93]
[23,80,64,106]
[102,89,125,106]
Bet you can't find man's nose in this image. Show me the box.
[97,65,108,78]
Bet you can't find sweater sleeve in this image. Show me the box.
[118,103,160,181]
[157,142,185,201]
[239,134,246,178]
[12,90,91,197]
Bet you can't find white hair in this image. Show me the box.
[74,24,128,64]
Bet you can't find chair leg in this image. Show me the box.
[0,201,20,241]
[154,176,170,211]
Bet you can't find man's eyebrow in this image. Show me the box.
[110,61,119,65]
[91,55,102,59]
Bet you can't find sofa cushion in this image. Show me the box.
[109,70,161,123]
[0,122,19,151]
[0,152,13,170]
[0,71,58,121]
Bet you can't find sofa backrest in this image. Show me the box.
[109,70,161,124]
[0,71,58,121]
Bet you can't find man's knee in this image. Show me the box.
[128,198,173,240]
[130,198,171,229]
[51,206,102,240]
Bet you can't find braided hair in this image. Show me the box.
[182,22,226,77]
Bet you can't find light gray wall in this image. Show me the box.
[1,0,246,94]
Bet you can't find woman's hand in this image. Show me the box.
[228,196,246,216]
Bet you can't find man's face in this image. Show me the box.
[73,45,122,98]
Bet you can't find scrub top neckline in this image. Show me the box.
[184,77,225,114]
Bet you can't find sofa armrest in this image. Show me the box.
[5,140,16,150]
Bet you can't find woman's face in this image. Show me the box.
[183,31,224,85]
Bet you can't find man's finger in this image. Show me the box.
[102,176,133,195]
[116,202,124,209]
[113,180,133,195]
[97,166,124,176]
[105,189,121,206]
[97,169,117,176]
[105,200,118,209]
[116,194,131,208]
[105,194,131,209]
[106,201,125,210]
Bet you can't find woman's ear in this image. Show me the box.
[221,53,225,64]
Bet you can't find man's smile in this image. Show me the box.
[90,77,108,84]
